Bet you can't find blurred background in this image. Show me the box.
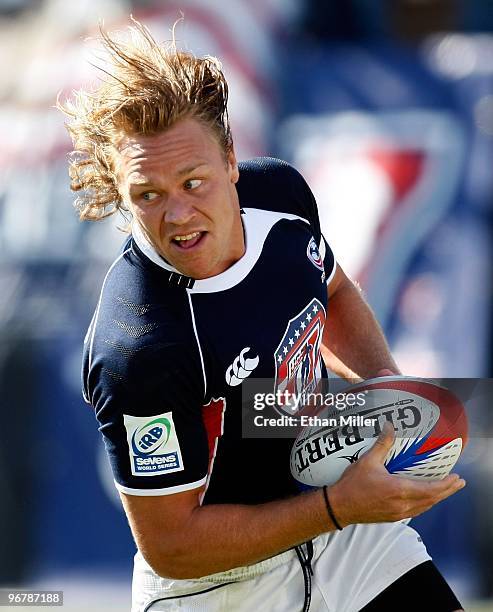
[0,0,492,610]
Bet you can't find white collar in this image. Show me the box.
[132,208,307,294]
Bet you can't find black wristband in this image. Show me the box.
[322,486,343,531]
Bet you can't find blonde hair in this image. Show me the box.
[58,19,232,221]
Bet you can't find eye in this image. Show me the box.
[184,178,202,191]
[141,192,159,202]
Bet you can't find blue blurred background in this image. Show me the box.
[0,0,492,610]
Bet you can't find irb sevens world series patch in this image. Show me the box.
[124,412,184,476]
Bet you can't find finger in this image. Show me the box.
[410,478,466,516]
[440,473,466,488]
[399,476,466,519]
[436,475,467,500]
[367,421,395,463]
[402,473,466,501]
[429,473,466,495]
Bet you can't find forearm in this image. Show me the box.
[323,281,399,379]
[125,488,333,579]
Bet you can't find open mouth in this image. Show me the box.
[171,231,206,250]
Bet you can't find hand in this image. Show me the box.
[328,422,466,527]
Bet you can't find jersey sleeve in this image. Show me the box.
[237,157,337,282]
[283,161,337,283]
[89,339,209,496]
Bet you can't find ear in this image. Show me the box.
[227,147,239,183]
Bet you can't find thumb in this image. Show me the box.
[367,421,395,463]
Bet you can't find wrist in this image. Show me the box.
[325,483,349,529]
[321,486,343,531]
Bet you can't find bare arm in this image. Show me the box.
[121,425,464,580]
[121,483,330,580]
[322,264,400,380]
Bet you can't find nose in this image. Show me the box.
[164,194,196,226]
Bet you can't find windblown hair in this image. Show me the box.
[58,19,232,221]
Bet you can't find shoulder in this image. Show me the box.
[85,314,203,411]
[83,245,201,405]
[92,238,191,332]
[237,157,311,206]
[237,157,321,238]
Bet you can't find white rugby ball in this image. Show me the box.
[290,377,468,487]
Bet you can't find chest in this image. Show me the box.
[189,223,328,402]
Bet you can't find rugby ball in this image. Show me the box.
[290,377,468,487]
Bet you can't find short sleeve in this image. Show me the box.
[90,340,209,496]
[285,162,337,284]
[237,158,337,283]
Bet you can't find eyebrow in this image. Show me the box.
[128,177,152,187]
[128,163,209,189]
[176,163,209,177]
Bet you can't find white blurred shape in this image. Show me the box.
[424,33,493,78]
[474,95,493,136]
[434,34,477,79]
[313,153,392,277]
[44,0,129,32]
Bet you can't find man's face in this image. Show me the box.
[116,117,244,279]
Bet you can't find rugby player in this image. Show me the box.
[59,20,465,612]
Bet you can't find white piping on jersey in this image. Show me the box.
[114,475,207,496]
[85,249,132,405]
[131,208,310,293]
[318,235,337,286]
[325,251,337,286]
[82,310,98,403]
[187,290,207,400]
[318,236,326,262]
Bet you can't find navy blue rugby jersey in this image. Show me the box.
[82,157,336,505]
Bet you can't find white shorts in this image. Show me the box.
[132,522,430,612]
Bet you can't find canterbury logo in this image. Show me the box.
[225,347,259,386]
